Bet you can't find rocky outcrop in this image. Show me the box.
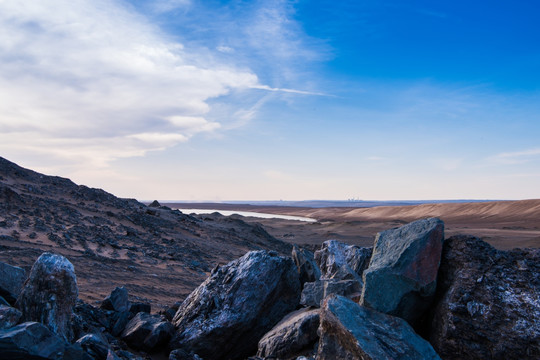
[170,250,301,360]
[292,245,321,286]
[76,333,109,360]
[429,235,540,360]
[16,253,78,341]
[300,279,360,308]
[121,312,174,352]
[0,305,22,330]
[101,287,130,313]
[257,308,320,359]
[318,295,441,360]
[0,262,26,305]
[315,240,372,282]
[0,321,89,360]
[360,218,444,323]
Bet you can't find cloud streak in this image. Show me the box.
[489,148,540,164]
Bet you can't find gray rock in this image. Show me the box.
[300,279,361,308]
[0,262,26,305]
[257,308,320,359]
[292,245,321,286]
[169,349,203,360]
[76,333,109,360]
[429,235,540,360]
[16,253,78,341]
[317,295,441,360]
[121,312,174,352]
[360,218,444,323]
[315,240,371,282]
[101,287,130,313]
[111,311,132,337]
[0,321,88,360]
[0,305,22,330]
[171,250,301,360]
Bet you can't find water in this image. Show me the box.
[177,208,316,222]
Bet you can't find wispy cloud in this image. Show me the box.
[489,148,540,164]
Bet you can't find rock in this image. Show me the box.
[129,302,151,314]
[16,253,78,341]
[360,218,444,323]
[428,235,540,360]
[314,240,371,282]
[0,321,90,360]
[257,308,320,359]
[0,305,22,330]
[317,295,441,360]
[163,301,182,321]
[171,250,301,360]
[106,349,122,360]
[148,200,161,208]
[101,287,130,313]
[76,333,109,360]
[0,262,26,305]
[300,279,361,308]
[121,312,174,352]
[292,245,321,286]
[110,311,133,337]
[169,349,203,360]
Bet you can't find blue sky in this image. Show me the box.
[0,0,539,200]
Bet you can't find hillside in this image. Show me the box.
[0,157,290,309]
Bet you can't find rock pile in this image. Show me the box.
[0,217,538,360]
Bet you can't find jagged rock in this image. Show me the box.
[111,311,133,337]
[360,218,444,323]
[106,349,123,360]
[0,305,22,330]
[16,253,78,341]
[121,312,174,352]
[171,250,301,360]
[76,333,109,360]
[129,302,151,314]
[163,301,182,321]
[429,235,540,360]
[292,245,321,286]
[148,200,161,208]
[300,279,361,308]
[257,308,320,359]
[315,240,372,282]
[101,287,130,313]
[169,349,203,360]
[317,295,441,360]
[0,295,10,306]
[0,321,90,360]
[0,262,26,305]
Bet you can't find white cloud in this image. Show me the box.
[0,0,259,170]
[489,148,540,164]
[151,0,191,13]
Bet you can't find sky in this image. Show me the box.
[0,0,539,201]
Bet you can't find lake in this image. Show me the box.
[176,208,317,222]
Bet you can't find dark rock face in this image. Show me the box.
[171,250,301,360]
[361,218,444,323]
[76,333,109,360]
[292,245,321,286]
[315,240,372,282]
[257,308,320,359]
[0,262,26,305]
[0,305,22,330]
[300,279,361,308]
[318,295,441,360]
[0,321,87,360]
[121,312,174,352]
[429,235,540,360]
[101,287,130,313]
[16,253,78,341]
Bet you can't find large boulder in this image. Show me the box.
[429,235,540,360]
[0,305,22,330]
[257,308,320,359]
[292,245,321,286]
[317,295,441,360]
[360,218,444,323]
[0,321,89,360]
[300,279,361,308]
[121,312,174,352]
[101,287,130,313]
[16,253,78,341]
[170,250,301,360]
[315,240,372,282]
[0,262,26,305]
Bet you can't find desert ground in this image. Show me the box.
[170,200,540,250]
